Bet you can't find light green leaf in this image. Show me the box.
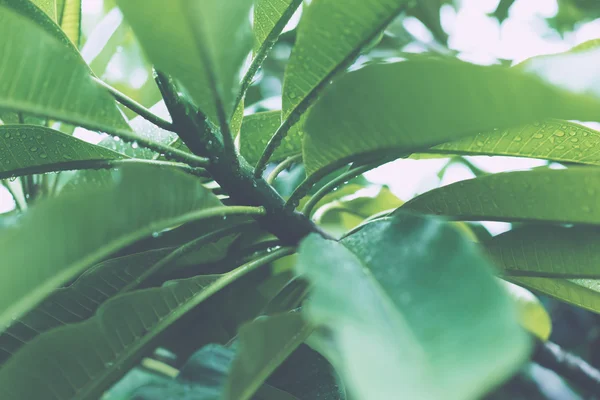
[509,277,600,314]
[118,0,253,125]
[58,0,82,46]
[431,120,600,164]
[0,125,125,179]
[0,0,79,55]
[297,213,530,400]
[501,281,552,341]
[0,164,223,330]
[402,168,600,224]
[239,111,304,164]
[0,248,173,366]
[253,0,303,54]
[0,5,130,133]
[223,312,312,400]
[282,0,406,119]
[31,0,56,21]
[303,60,600,176]
[486,226,600,278]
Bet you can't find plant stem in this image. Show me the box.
[93,77,175,132]
[267,154,302,185]
[252,5,407,178]
[532,340,600,395]
[301,162,379,216]
[0,159,209,182]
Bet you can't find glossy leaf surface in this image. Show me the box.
[303,61,600,176]
[297,213,529,400]
[403,168,600,224]
[0,164,222,329]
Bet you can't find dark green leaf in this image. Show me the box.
[0,164,222,329]
[432,120,600,165]
[118,0,253,124]
[282,0,405,119]
[303,61,600,176]
[486,226,600,278]
[296,213,530,399]
[0,5,130,133]
[239,111,303,164]
[223,312,311,400]
[0,248,173,366]
[0,125,125,179]
[402,168,600,224]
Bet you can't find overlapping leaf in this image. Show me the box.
[303,60,600,176]
[0,164,222,329]
[431,120,600,165]
[118,0,253,125]
[57,0,82,46]
[0,5,129,133]
[297,213,529,400]
[239,111,303,164]
[402,168,600,224]
[282,0,406,119]
[253,0,303,54]
[0,125,125,179]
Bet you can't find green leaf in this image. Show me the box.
[0,5,130,133]
[402,168,600,224]
[303,60,600,176]
[118,0,253,125]
[296,213,530,400]
[58,0,82,46]
[253,0,302,54]
[0,0,79,53]
[485,226,600,278]
[31,0,56,21]
[223,312,312,400]
[508,277,600,313]
[0,164,223,330]
[0,125,125,179]
[0,273,238,400]
[502,281,552,341]
[239,111,304,164]
[432,120,600,165]
[281,0,406,119]
[0,248,173,366]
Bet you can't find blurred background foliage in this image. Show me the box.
[4,0,600,398]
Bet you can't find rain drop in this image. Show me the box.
[39,153,48,159]
[571,138,579,143]
[554,130,565,137]
[30,147,38,152]
[533,133,543,139]
[513,137,522,142]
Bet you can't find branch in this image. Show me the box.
[93,77,175,132]
[266,154,302,185]
[532,340,600,395]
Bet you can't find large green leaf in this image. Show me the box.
[0,125,125,179]
[253,0,302,54]
[0,248,172,366]
[281,0,406,119]
[509,277,600,314]
[58,0,82,46]
[432,120,600,165]
[0,249,292,400]
[0,5,129,133]
[402,168,600,224]
[296,213,530,400]
[239,111,304,164]
[303,60,600,176]
[0,0,74,50]
[223,312,311,400]
[0,164,223,330]
[486,226,600,278]
[118,0,253,124]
